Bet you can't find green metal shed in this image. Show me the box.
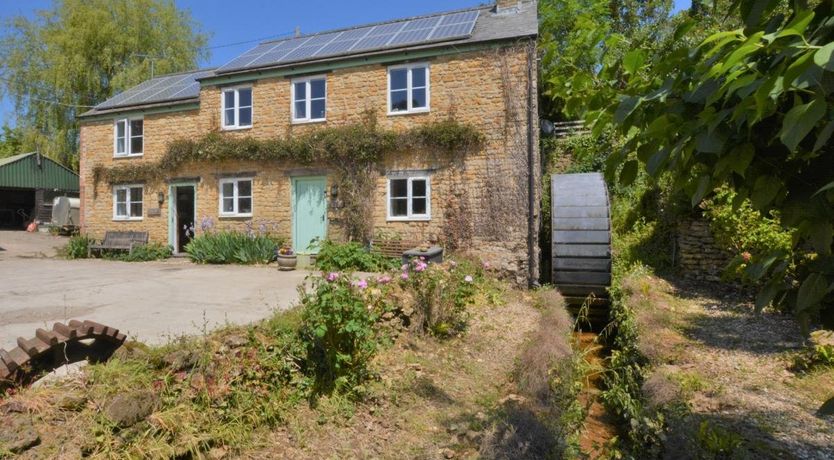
[0,152,79,228]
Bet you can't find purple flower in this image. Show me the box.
[464,275,474,283]
[401,272,409,280]
[376,275,392,285]
[482,261,491,270]
[414,261,428,272]
[352,279,368,289]
[400,264,409,271]
[200,216,215,232]
[326,272,339,282]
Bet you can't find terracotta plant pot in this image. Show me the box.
[276,254,297,271]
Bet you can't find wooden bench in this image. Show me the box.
[88,231,149,257]
[371,239,418,258]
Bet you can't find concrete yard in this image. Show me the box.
[0,231,308,349]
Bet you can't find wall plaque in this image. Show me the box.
[147,208,161,217]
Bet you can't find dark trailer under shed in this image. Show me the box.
[0,152,79,229]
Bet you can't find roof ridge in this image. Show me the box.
[259,3,486,46]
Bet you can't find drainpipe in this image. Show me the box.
[526,39,538,289]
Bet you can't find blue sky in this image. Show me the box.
[0,0,692,126]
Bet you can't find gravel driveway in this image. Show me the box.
[0,231,308,349]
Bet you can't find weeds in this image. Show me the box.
[60,234,94,259]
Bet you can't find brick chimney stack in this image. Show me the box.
[495,0,521,12]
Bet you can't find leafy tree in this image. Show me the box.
[601,0,834,326]
[0,0,209,168]
[0,125,23,158]
[538,0,673,120]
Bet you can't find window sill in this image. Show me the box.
[113,217,143,222]
[218,214,253,219]
[386,216,431,222]
[387,109,430,117]
[221,125,253,131]
[291,118,326,125]
[113,154,144,159]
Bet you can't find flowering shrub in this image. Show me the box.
[299,274,383,396]
[400,257,479,337]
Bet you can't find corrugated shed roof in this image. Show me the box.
[81,1,537,117]
[0,152,79,191]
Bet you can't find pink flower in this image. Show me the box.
[401,272,409,280]
[326,272,339,282]
[464,275,473,283]
[449,260,457,268]
[352,279,368,289]
[414,261,428,272]
[376,275,392,284]
[741,251,752,263]
[482,261,491,270]
[401,264,409,271]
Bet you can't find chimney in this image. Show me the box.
[495,0,521,13]
[294,26,301,38]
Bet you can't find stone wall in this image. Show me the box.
[676,218,731,282]
[79,44,539,284]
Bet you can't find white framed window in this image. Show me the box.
[114,118,143,157]
[113,185,144,220]
[221,86,253,129]
[291,76,326,123]
[219,178,253,217]
[387,173,430,221]
[387,63,430,115]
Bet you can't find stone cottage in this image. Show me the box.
[77,0,540,285]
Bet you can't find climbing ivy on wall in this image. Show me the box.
[92,113,483,242]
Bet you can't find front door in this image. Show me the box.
[292,176,327,253]
[168,183,196,254]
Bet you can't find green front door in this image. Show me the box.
[292,176,327,254]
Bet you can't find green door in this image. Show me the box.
[293,176,327,254]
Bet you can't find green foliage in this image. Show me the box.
[602,265,666,457]
[538,0,673,119]
[702,187,795,285]
[0,0,208,167]
[60,234,93,259]
[299,275,380,397]
[185,231,278,264]
[696,420,745,458]
[93,118,483,186]
[314,240,399,272]
[610,173,681,272]
[792,330,834,372]
[0,125,23,159]
[597,2,834,323]
[104,242,172,262]
[402,258,479,337]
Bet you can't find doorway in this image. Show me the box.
[169,183,196,253]
[292,176,327,253]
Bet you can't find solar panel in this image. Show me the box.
[402,17,441,31]
[440,10,479,26]
[367,22,406,36]
[214,9,480,74]
[352,34,396,51]
[430,23,473,40]
[387,29,432,46]
[96,69,214,110]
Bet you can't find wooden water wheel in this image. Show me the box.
[551,173,612,323]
